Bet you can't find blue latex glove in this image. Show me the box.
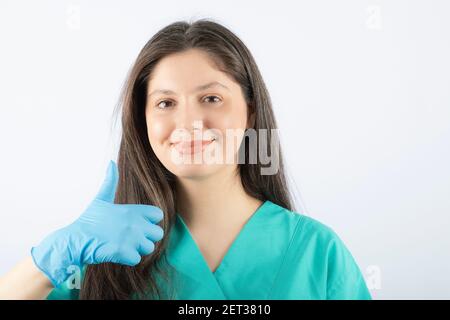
[30,160,164,287]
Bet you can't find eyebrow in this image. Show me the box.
[147,81,230,97]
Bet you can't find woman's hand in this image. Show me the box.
[30,160,164,288]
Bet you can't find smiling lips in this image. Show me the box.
[172,139,215,154]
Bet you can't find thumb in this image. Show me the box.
[95,160,119,203]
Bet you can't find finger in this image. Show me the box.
[144,205,164,224]
[137,237,155,256]
[126,204,164,224]
[142,223,164,242]
[121,250,142,266]
[95,160,119,203]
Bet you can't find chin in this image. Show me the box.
[171,164,220,180]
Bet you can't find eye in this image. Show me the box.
[156,100,174,109]
[202,95,222,104]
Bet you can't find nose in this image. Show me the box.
[175,99,207,133]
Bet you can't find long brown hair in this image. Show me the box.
[80,18,295,299]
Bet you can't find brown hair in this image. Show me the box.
[79,18,295,299]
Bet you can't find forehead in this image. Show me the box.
[147,49,234,91]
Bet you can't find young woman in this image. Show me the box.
[0,19,371,300]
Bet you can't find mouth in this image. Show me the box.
[171,139,215,155]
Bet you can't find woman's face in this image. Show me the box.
[145,48,252,179]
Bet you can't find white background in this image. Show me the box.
[0,0,449,299]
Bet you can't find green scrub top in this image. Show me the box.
[46,200,371,300]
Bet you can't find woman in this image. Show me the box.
[0,19,371,300]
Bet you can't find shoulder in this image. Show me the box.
[269,201,372,299]
[266,200,340,244]
[265,201,345,263]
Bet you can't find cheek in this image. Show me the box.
[146,115,171,149]
[208,104,248,156]
[210,103,248,132]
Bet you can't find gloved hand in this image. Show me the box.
[30,160,164,287]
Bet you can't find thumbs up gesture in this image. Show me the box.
[30,161,164,288]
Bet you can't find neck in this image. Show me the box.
[175,166,263,232]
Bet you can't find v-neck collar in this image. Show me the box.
[166,200,273,299]
[179,200,269,275]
